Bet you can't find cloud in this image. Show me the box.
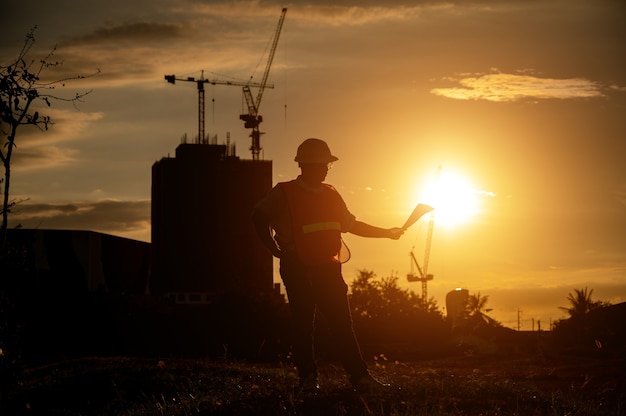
[187,1,432,26]
[431,72,607,102]
[64,22,184,46]
[8,108,103,172]
[9,199,151,241]
[11,146,80,172]
[293,4,429,26]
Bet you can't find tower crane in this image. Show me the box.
[407,249,433,303]
[164,71,269,144]
[407,165,441,303]
[240,7,287,160]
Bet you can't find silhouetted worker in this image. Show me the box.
[252,138,404,392]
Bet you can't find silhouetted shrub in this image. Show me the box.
[552,302,626,352]
[347,270,450,356]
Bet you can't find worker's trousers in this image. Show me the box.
[279,255,368,381]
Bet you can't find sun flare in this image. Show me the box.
[416,169,481,228]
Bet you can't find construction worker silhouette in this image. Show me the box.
[252,138,404,392]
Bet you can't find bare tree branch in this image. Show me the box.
[1,26,99,248]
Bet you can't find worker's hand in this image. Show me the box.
[388,227,405,240]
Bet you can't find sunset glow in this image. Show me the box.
[2,0,624,328]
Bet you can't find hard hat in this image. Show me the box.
[294,138,339,164]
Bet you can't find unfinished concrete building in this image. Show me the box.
[150,140,273,300]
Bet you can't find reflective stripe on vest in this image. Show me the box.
[302,221,341,234]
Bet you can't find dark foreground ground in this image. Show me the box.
[5,349,625,416]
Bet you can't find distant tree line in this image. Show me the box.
[348,271,624,354]
[347,269,485,354]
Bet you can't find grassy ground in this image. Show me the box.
[6,350,625,416]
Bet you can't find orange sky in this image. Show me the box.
[2,1,625,329]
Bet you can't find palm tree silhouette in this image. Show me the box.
[466,292,492,318]
[559,287,601,318]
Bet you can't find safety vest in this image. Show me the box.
[280,180,344,265]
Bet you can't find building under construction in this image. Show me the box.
[152,8,286,302]
[150,139,273,299]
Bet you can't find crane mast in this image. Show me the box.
[407,248,433,303]
[165,71,270,144]
[407,165,441,303]
[422,165,441,276]
[240,7,287,160]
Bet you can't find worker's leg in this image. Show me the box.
[312,263,369,380]
[279,256,317,381]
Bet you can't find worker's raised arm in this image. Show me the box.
[347,220,404,240]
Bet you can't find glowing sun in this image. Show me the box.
[417,169,481,228]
